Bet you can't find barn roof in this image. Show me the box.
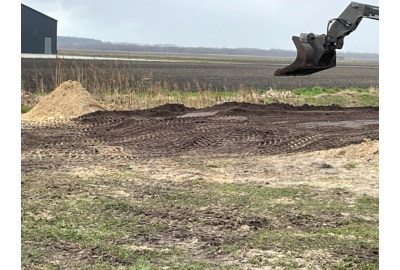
[21,3,58,22]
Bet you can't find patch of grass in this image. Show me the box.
[321,221,378,242]
[292,86,340,97]
[206,161,229,168]
[168,262,242,270]
[302,93,373,107]
[21,106,32,113]
[345,160,356,169]
[357,93,380,106]
[252,224,377,254]
[356,195,379,214]
[345,87,372,93]
[85,261,158,270]
[21,248,44,267]
[292,86,371,98]
[22,172,378,269]
[22,196,167,243]
[225,186,299,204]
[324,257,378,270]
[281,86,379,107]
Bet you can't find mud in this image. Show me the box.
[21,102,378,174]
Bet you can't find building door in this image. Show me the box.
[44,37,52,54]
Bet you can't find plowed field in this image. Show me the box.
[21,56,379,92]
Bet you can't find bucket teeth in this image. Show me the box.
[274,35,336,76]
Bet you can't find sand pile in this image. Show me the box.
[21,80,106,122]
[326,139,379,161]
[300,139,379,163]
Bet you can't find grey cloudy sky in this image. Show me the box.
[22,0,380,53]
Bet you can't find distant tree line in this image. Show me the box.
[58,36,104,45]
[57,36,379,60]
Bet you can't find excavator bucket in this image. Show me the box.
[274,34,336,76]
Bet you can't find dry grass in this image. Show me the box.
[24,57,262,110]
[22,58,379,111]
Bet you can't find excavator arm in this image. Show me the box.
[274,2,379,76]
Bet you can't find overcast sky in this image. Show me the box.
[21,0,380,53]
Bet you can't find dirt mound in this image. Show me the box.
[326,139,379,161]
[211,101,286,111]
[21,90,40,107]
[145,103,195,117]
[206,102,348,117]
[302,139,379,163]
[74,103,196,121]
[21,80,106,122]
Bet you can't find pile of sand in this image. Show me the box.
[21,80,106,122]
[300,139,379,163]
[325,139,379,161]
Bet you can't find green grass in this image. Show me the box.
[21,172,379,269]
[345,160,357,169]
[292,86,369,98]
[120,86,378,109]
[22,84,379,111]
[21,106,32,113]
[256,86,379,107]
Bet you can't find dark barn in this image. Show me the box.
[21,3,57,54]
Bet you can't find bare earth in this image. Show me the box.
[21,56,379,93]
[21,81,379,269]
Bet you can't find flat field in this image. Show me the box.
[21,52,379,270]
[21,51,379,93]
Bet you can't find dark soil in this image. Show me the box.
[21,102,378,173]
[21,57,379,93]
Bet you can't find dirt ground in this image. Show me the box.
[21,100,378,169]
[21,79,379,269]
[21,56,379,93]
